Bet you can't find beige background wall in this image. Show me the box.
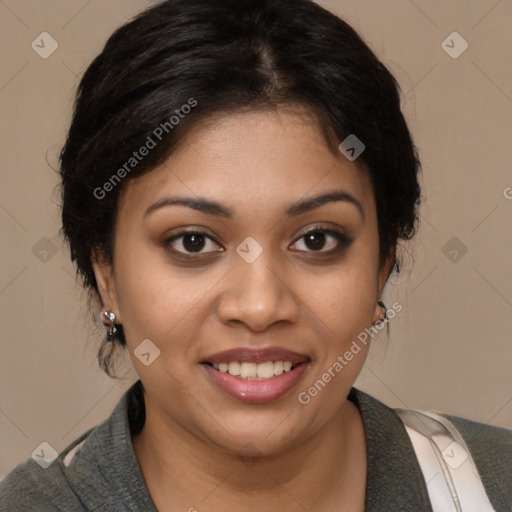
[1,0,511,478]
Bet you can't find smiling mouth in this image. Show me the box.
[200,347,311,403]
[202,360,306,380]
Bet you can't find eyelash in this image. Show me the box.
[162,227,353,257]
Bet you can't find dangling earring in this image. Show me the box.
[102,310,118,342]
[377,300,387,322]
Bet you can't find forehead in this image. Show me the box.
[118,109,375,221]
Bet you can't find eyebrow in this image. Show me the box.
[144,189,364,221]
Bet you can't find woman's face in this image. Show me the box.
[93,108,392,456]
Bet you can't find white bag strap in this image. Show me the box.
[395,408,496,512]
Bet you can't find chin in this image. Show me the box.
[196,412,305,459]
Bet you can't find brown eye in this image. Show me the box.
[164,231,222,255]
[291,228,352,253]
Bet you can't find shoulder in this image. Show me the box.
[439,412,512,500]
[350,387,512,507]
[441,411,512,448]
[0,380,146,511]
[0,460,62,511]
[0,429,94,511]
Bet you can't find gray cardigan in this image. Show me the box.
[1,379,511,511]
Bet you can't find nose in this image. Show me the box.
[216,251,299,333]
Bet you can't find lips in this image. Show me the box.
[200,347,311,404]
[201,347,309,365]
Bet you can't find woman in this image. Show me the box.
[1,0,510,510]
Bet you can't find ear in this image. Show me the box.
[91,251,122,324]
[372,248,396,324]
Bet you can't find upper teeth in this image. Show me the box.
[211,360,294,380]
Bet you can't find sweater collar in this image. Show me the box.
[99,380,433,511]
[348,387,434,511]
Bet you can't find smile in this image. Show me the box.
[209,360,295,380]
[201,347,311,403]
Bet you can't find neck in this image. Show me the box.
[132,394,367,511]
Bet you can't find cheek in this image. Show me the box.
[293,256,378,411]
[112,241,213,352]
[303,250,380,346]
[333,266,377,332]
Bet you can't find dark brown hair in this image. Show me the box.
[59,0,422,377]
